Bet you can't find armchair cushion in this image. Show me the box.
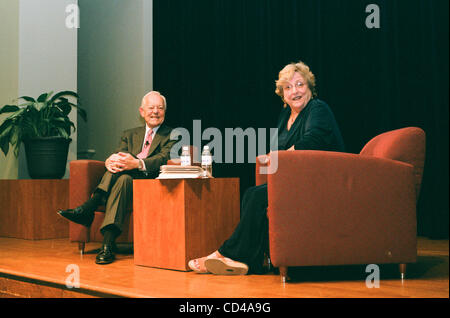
[69,160,106,242]
[69,160,106,208]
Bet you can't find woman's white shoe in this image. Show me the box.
[204,257,249,275]
[188,251,223,274]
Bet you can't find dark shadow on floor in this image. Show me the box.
[267,255,448,283]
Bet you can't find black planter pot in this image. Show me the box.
[24,137,71,179]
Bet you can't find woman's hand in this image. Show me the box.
[257,154,270,165]
[287,145,295,151]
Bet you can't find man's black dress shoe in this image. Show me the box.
[96,244,115,265]
[57,206,94,227]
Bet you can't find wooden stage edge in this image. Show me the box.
[0,237,448,298]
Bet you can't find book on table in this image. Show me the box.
[157,165,205,179]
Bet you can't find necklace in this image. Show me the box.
[288,113,298,125]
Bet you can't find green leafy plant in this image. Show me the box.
[0,91,86,156]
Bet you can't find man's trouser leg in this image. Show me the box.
[96,171,135,235]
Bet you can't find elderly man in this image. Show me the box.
[58,91,177,264]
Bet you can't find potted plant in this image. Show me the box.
[0,91,86,179]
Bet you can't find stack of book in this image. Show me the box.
[157,165,205,179]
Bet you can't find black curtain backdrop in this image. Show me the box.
[153,0,449,239]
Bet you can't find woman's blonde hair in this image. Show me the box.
[275,61,317,106]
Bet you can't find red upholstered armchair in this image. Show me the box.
[68,160,131,254]
[256,127,426,282]
[68,148,197,254]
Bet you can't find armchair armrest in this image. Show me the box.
[267,150,417,267]
[255,155,270,186]
[167,158,181,165]
[69,160,106,208]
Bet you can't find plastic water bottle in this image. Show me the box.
[180,146,191,166]
[201,145,213,178]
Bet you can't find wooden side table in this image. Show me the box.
[133,178,240,271]
[0,179,69,239]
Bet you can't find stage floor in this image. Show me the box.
[0,237,448,298]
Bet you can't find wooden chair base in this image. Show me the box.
[279,266,290,283]
[399,263,407,279]
[78,242,85,255]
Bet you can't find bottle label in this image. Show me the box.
[202,155,212,165]
[181,156,191,166]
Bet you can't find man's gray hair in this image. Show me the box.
[142,91,167,109]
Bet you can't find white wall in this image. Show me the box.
[17,0,78,178]
[1,0,153,178]
[77,0,153,160]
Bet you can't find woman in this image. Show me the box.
[188,61,345,275]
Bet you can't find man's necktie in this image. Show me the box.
[137,129,153,159]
